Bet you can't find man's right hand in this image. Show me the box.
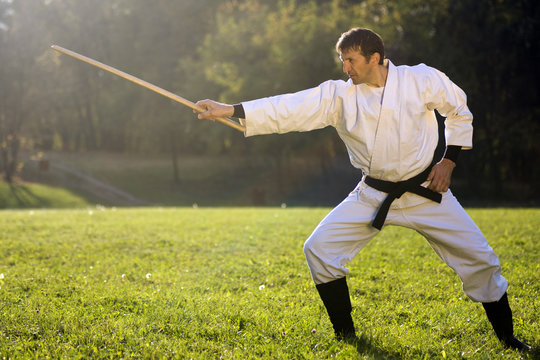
[194,99,234,121]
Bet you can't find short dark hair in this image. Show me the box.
[336,28,385,65]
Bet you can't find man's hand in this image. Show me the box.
[194,99,234,121]
[427,158,456,193]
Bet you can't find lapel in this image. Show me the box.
[368,60,399,177]
[380,60,399,112]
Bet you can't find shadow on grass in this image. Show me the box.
[343,333,403,359]
[9,184,51,208]
[343,333,539,359]
[526,345,539,359]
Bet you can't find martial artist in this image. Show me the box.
[195,27,530,351]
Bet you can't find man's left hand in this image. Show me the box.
[427,158,456,193]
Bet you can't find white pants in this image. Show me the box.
[303,180,508,302]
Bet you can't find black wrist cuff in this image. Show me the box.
[444,145,461,164]
[232,104,245,119]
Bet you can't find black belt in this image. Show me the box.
[364,165,442,230]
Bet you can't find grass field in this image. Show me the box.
[0,207,538,359]
[0,182,90,209]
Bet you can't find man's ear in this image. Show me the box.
[370,52,381,65]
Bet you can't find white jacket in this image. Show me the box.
[242,60,473,182]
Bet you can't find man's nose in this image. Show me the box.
[342,62,350,73]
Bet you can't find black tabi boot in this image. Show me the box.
[482,292,531,351]
[316,277,356,339]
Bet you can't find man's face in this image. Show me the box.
[339,48,376,85]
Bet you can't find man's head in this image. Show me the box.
[336,28,385,65]
[336,28,387,86]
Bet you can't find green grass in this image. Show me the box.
[0,208,538,359]
[0,182,90,209]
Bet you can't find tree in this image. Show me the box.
[1,0,538,202]
[426,0,540,201]
[0,0,48,182]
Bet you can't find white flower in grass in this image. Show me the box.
[122,274,127,279]
[0,273,4,279]
[146,273,152,279]
[258,285,265,290]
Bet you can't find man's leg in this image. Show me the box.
[315,277,356,339]
[400,190,530,350]
[482,293,531,351]
[304,184,379,338]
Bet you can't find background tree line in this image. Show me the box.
[1,0,538,203]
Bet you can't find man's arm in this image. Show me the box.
[427,145,461,192]
[425,67,473,150]
[197,80,346,137]
[423,66,470,193]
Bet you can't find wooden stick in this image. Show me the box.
[50,45,245,132]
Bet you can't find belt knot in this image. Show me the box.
[364,166,442,230]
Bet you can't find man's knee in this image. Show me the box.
[304,227,335,277]
[303,231,321,261]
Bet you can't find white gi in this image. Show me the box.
[240,60,508,303]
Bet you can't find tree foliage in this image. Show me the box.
[0,0,538,201]
[427,0,540,199]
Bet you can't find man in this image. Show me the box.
[195,28,530,351]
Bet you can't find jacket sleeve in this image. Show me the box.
[241,80,345,137]
[424,67,474,150]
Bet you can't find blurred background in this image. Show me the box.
[1,0,539,208]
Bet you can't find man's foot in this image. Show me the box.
[504,336,532,352]
[482,293,532,352]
